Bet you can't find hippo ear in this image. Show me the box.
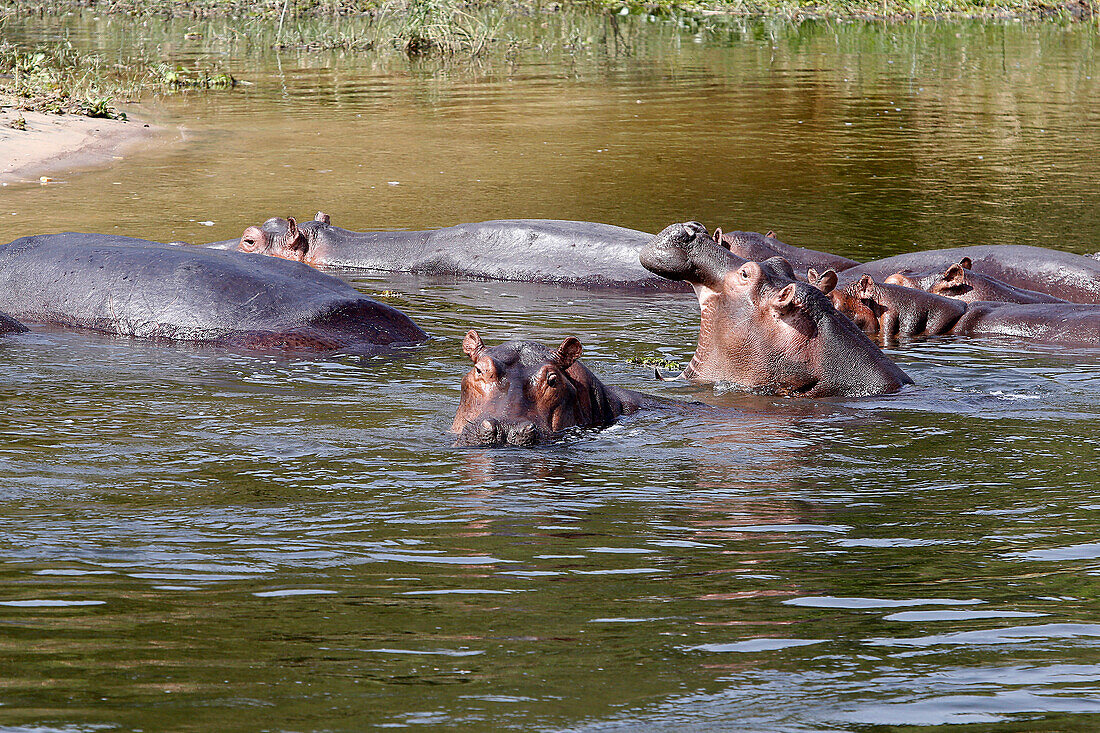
[314,211,330,225]
[462,330,485,361]
[808,268,838,295]
[943,263,967,286]
[712,228,732,250]
[857,274,876,299]
[959,257,972,270]
[554,336,583,369]
[766,230,776,239]
[281,216,309,257]
[768,283,799,316]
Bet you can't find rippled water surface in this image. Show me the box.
[1,11,1099,733]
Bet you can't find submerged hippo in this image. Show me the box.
[227,214,854,290]
[716,228,861,273]
[640,222,912,397]
[882,258,1066,304]
[810,271,1100,346]
[0,233,427,350]
[230,214,679,290]
[834,246,1100,304]
[452,330,654,446]
[1,312,26,335]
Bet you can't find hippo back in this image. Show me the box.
[421,220,673,289]
[839,245,1100,304]
[1,311,26,335]
[0,233,426,347]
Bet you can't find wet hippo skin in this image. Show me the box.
[834,245,1100,304]
[451,330,658,446]
[640,222,912,397]
[0,233,427,351]
[0,311,26,335]
[881,258,1067,305]
[812,272,1100,346]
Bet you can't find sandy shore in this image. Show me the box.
[0,105,160,184]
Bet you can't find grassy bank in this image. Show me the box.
[0,0,1092,122]
[0,36,235,120]
[1,0,1095,25]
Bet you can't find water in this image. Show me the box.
[1,12,1099,733]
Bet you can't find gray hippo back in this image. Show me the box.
[0,233,426,350]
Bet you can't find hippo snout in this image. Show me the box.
[640,222,707,281]
[456,417,542,447]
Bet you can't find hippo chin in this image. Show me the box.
[0,233,427,351]
[451,330,652,446]
[834,246,1100,304]
[811,272,1100,346]
[1,311,27,335]
[640,222,911,398]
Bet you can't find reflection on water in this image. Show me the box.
[2,11,1100,733]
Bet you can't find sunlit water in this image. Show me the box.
[1,11,1099,733]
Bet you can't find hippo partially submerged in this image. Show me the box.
[230,214,679,290]
[0,312,26,335]
[882,258,1066,305]
[811,272,1100,346]
[452,331,654,446]
[640,222,912,397]
[0,233,427,350]
[835,246,1100,304]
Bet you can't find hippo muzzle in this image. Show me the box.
[455,417,543,447]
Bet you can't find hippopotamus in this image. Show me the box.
[229,214,679,290]
[0,311,26,335]
[881,258,1067,305]
[0,233,427,350]
[224,214,852,291]
[832,246,1100,304]
[639,222,912,397]
[809,271,1100,346]
[716,228,861,273]
[452,330,654,446]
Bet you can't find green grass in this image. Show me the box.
[0,0,1094,23]
[0,38,238,119]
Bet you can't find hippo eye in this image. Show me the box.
[739,267,751,281]
[546,372,559,387]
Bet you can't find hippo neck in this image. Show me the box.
[568,363,646,425]
[313,227,433,270]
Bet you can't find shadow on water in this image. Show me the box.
[0,10,1099,733]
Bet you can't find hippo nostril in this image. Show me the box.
[507,421,538,446]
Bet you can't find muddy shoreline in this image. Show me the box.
[0,103,162,185]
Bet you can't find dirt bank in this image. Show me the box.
[0,105,160,185]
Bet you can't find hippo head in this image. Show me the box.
[237,212,331,264]
[641,222,911,397]
[810,270,965,340]
[885,258,973,299]
[810,271,893,335]
[452,330,619,446]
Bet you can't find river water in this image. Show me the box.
[1,11,1099,732]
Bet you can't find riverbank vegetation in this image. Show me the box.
[0,35,235,119]
[0,0,1093,121]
